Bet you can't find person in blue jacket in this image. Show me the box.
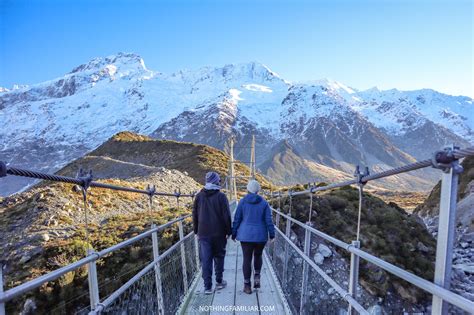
[232,179,275,294]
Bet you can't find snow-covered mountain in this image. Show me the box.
[1,53,472,196]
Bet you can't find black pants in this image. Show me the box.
[199,236,227,289]
[241,241,266,282]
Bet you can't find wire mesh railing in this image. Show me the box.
[264,145,474,314]
[95,232,198,315]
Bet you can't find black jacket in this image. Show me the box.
[193,189,232,237]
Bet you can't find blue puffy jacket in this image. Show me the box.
[232,193,275,242]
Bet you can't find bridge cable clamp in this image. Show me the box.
[432,147,464,174]
[146,184,156,199]
[76,168,93,199]
[354,165,369,186]
[0,161,7,178]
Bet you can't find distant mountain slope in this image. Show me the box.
[260,140,353,185]
[1,52,472,195]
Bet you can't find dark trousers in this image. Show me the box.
[199,236,227,289]
[241,241,266,282]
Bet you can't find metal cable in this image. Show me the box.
[265,146,474,199]
[2,164,195,198]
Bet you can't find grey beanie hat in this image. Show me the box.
[247,180,261,194]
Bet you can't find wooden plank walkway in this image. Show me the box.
[180,238,290,314]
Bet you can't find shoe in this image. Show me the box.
[204,287,213,295]
[254,274,261,289]
[243,282,252,294]
[216,280,227,290]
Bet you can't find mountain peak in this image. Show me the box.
[69,52,148,75]
[219,61,280,81]
[304,78,357,95]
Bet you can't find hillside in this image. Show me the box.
[58,131,273,190]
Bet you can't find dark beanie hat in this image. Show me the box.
[205,172,220,185]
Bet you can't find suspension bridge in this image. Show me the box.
[0,144,474,314]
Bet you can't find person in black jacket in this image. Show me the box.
[193,171,232,294]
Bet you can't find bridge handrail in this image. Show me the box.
[0,214,192,304]
[271,207,474,313]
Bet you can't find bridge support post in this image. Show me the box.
[152,225,165,315]
[0,264,5,315]
[347,240,360,315]
[178,220,189,294]
[299,224,311,314]
[273,212,281,263]
[194,235,200,269]
[431,156,462,315]
[282,213,291,286]
[87,250,100,311]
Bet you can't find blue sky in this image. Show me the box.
[0,0,472,96]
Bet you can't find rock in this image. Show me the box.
[416,241,430,253]
[19,255,31,264]
[21,298,37,315]
[327,288,335,295]
[460,242,469,249]
[314,253,324,265]
[317,244,332,258]
[40,233,50,242]
[44,216,59,227]
[393,282,417,304]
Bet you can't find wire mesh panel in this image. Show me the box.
[308,235,350,292]
[160,245,185,314]
[282,239,304,314]
[267,232,286,284]
[95,234,197,315]
[302,265,348,314]
[184,235,199,286]
[100,266,159,314]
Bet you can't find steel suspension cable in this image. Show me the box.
[265,146,474,199]
[0,163,195,198]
